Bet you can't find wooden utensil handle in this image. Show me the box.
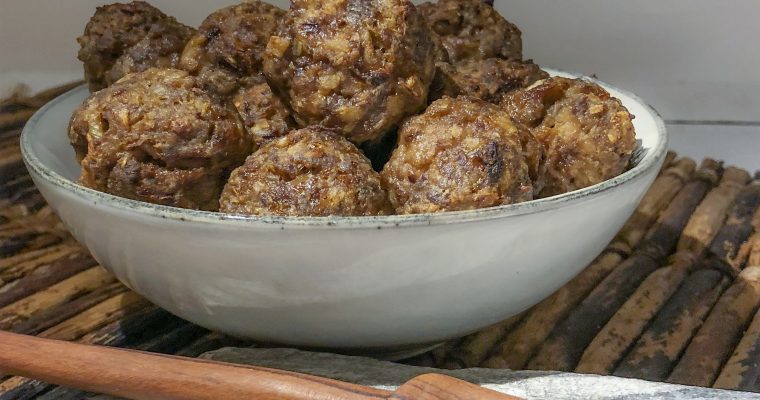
[0,331,524,400]
[0,330,387,400]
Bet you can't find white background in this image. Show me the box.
[1,1,758,170]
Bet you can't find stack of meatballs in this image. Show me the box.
[69,0,637,216]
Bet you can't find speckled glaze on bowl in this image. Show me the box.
[20,71,667,350]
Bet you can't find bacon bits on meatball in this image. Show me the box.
[69,68,252,211]
[220,127,392,216]
[502,77,637,197]
[263,0,437,144]
[418,0,522,62]
[381,96,541,214]
[77,1,194,91]
[179,1,285,96]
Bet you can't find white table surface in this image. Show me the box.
[1,0,757,171]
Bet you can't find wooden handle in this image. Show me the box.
[0,330,387,400]
[0,331,523,400]
[396,373,523,400]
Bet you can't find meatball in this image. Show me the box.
[220,127,391,216]
[263,0,437,144]
[381,96,539,214]
[179,1,285,96]
[502,77,637,197]
[232,80,296,147]
[77,1,194,91]
[69,68,252,211]
[418,0,522,62]
[430,58,548,103]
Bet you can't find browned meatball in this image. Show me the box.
[69,69,252,211]
[220,127,391,216]
[263,0,437,144]
[418,0,522,62]
[77,1,193,91]
[381,96,539,214]
[179,1,285,96]
[232,80,296,148]
[502,77,637,197]
[430,58,548,103]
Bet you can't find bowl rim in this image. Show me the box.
[21,70,668,229]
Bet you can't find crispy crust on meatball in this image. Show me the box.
[69,68,252,211]
[232,80,296,148]
[179,1,285,96]
[430,58,548,103]
[381,96,538,214]
[418,0,522,62]
[77,1,193,91]
[502,77,637,197]
[263,0,437,144]
[220,127,392,216]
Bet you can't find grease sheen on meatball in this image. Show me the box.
[381,96,539,214]
[502,77,637,197]
[69,68,252,211]
[430,58,548,104]
[263,0,437,144]
[232,80,296,147]
[77,1,194,91]
[418,0,522,62]
[220,127,392,216]
[179,1,285,96]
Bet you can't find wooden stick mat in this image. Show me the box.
[2,83,760,399]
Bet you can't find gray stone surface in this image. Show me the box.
[199,347,760,400]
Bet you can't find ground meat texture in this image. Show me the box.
[381,96,536,214]
[263,0,437,144]
[517,122,547,196]
[220,128,392,216]
[418,0,522,62]
[232,80,296,147]
[77,1,193,92]
[502,77,637,197]
[429,58,548,103]
[428,29,450,63]
[68,68,252,211]
[107,22,194,86]
[179,1,285,96]
[501,77,571,128]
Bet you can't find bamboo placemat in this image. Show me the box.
[2,83,760,399]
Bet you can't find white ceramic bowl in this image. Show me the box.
[21,71,667,352]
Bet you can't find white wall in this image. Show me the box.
[1,1,758,169]
[0,0,245,91]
